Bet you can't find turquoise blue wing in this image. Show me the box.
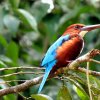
[41,35,70,67]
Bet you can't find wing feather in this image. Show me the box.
[41,35,70,67]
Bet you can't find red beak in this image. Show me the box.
[81,24,100,31]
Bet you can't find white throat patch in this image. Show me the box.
[79,31,88,37]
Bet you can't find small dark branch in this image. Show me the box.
[0,76,43,97]
[77,67,100,76]
[0,72,44,78]
[0,80,30,84]
[90,59,100,64]
[0,66,44,72]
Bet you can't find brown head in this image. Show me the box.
[63,23,100,37]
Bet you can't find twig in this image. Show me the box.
[90,59,100,64]
[0,80,30,84]
[77,67,100,76]
[0,66,44,71]
[86,62,92,100]
[0,72,44,78]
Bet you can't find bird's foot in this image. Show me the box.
[66,60,73,63]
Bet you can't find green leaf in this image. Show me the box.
[8,0,20,8]
[3,94,17,100]
[43,15,60,35]
[0,6,5,33]
[0,35,7,47]
[16,9,37,31]
[3,14,20,34]
[57,85,72,100]
[58,6,93,28]
[31,1,49,22]
[6,41,19,65]
[74,72,100,95]
[31,94,53,100]
[90,75,100,88]
[0,60,7,67]
[0,55,12,63]
[88,76,100,95]
[74,85,89,100]
[56,0,70,12]
[66,77,89,100]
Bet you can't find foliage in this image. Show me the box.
[0,0,100,100]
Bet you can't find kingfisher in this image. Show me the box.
[38,24,100,93]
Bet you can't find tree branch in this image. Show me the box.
[0,49,100,97]
[0,66,44,71]
[0,80,30,84]
[0,76,43,97]
[0,72,44,78]
[77,67,100,76]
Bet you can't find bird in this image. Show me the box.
[38,23,100,93]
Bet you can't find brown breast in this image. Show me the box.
[56,34,83,63]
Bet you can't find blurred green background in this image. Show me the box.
[0,0,100,100]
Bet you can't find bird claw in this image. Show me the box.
[66,60,73,63]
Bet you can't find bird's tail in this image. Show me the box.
[38,60,56,93]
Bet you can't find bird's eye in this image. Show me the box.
[74,25,80,29]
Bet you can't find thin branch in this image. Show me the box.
[0,76,43,97]
[0,80,30,84]
[90,59,100,64]
[77,67,100,76]
[0,72,44,78]
[0,66,44,71]
[86,62,92,100]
